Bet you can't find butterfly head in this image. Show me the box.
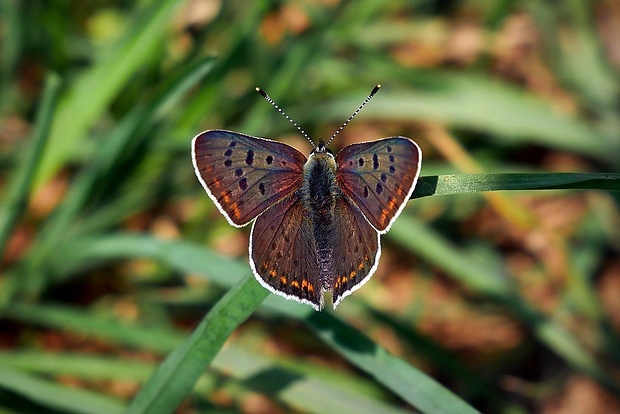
[311,138,334,156]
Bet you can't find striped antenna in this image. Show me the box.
[325,84,381,147]
[256,87,315,147]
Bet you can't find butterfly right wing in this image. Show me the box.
[336,137,421,233]
[192,130,307,227]
[250,193,323,311]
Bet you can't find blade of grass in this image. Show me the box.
[126,275,267,414]
[36,56,216,250]
[262,298,480,414]
[0,73,61,255]
[412,173,620,199]
[32,0,184,189]
[214,346,414,414]
[0,365,125,414]
[1,301,185,352]
[0,348,411,414]
[0,0,21,102]
[51,233,248,286]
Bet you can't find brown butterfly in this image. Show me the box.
[192,85,421,310]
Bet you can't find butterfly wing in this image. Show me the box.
[336,137,421,233]
[250,193,323,310]
[192,129,307,227]
[331,197,380,308]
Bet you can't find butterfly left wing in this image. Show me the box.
[250,193,324,310]
[331,197,380,308]
[336,137,421,233]
[192,130,307,227]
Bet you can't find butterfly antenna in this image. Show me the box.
[256,87,315,147]
[325,84,381,147]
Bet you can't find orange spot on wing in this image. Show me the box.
[358,262,364,270]
[229,202,240,218]
[279,276,287,285]
[349,270,356,278]
[380,208,390,224]
[269,269,277,278]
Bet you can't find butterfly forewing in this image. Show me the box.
[331,197,380,308]
[192,130,307,227]
[250,193,323,310]
[336,137,421,233]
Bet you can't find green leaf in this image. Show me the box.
[32,0,185,189]
[0,366,125,414]
[126,275,267,414]
[0,73,61,254]
[268,302,481,414]
[412,173,620,199]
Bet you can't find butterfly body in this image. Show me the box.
[301,149,347,290]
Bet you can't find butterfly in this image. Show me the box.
[191,85,422,310]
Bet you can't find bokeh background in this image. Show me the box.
[1,0,619,413]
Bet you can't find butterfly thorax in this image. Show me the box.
[302,152,339,211]
[301,152,340,288]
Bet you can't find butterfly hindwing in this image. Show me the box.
[331,196,380,308]
[192,130,307,227]
[336,137,422,233]
[250,193,323,310]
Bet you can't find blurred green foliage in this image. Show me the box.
[0,0,619,413]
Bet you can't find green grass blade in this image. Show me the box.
[0,366,124,414]
[0,351,154,382]
[0,349,411,414]
[412,172,620,199]
[36,56,216,249]
[213,346,414,414]
[126,275,267,414]
[32,0,184,189]
[2,303,184,353]
[0,0,21,101]
[53,233,247,286]
[263,299,479,414]
[0,73,61,255]
[306,313,479,414]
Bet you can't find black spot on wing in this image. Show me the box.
[245,150,254,166]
